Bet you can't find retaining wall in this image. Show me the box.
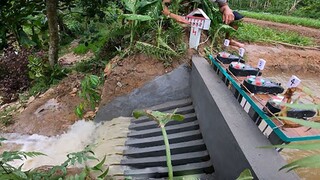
[191,56,299,179]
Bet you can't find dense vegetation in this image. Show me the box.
[229,0,320,19]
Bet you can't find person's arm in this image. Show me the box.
[216,0,234,24]
[162,0,190,24]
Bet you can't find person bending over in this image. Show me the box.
[162,0,244,48]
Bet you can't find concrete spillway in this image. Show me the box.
[95,56,299,179]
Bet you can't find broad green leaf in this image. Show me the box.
[13,170,28,179]
[280,155,320,172]
[219,24,236,33]
[171,114,185,121]
[278,116,320,129]
[133,110,146,119]
[137,0,158,9]
[281,103,319,110]
[261,141,320,150]
[123,0,137,13]
[122,14,153,21]
[236,169,253,180]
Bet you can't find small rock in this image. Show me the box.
[116,82,123,88]
[116,76,121,81]
[27,96,35,105]
[84,111,96,119]
[69,88,78,97]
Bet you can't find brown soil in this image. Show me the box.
[100,53,190,106]
[243,18,320,45]
[244,44,320,75]
[1,19,319,136]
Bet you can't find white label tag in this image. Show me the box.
[224,39,230,47]
[287,75,301,88]
[257,59,266,70]
[239,48,245,57]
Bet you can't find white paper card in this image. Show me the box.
[224,39,230,47]
[287,75,301,88]
[239,48,245,57]
[257,59,266,70]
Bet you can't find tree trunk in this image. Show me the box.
[46,0,59,67]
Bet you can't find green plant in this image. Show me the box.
[260,99,320,172]
[0,138,46,179]
[75,75,101,118]
[0,106,17,126]
[121,0,158,49]
[0,138,109,179]
[73,44,90,55]
[236,23,315,46]
[133,109,184,180]
[239,11,320,29]
[236,169,253,180]
[28,55,67,95]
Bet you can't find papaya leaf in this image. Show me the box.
[133,110,146,119]
[170,114,184,121]
[236,169,253,180]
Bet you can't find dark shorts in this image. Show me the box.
[233,11,244,21]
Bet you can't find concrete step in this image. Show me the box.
[121,151,210,168]
[128,113,197,131]
[124,139,206,158]
[128,121,199,138]
[126,129,202,148]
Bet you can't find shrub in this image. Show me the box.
[0,48,31,103]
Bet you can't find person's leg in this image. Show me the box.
[227,11,245,48]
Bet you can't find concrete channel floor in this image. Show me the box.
[121,98,216,179]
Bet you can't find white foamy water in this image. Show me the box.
[0,117,131,175]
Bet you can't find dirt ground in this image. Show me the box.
[1,19,320,136]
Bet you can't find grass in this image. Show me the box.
[0,106,16,126]
[236,23,315,46]
[73,44,90,55]
[240,11,320,29]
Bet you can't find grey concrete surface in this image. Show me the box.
[94,64,191,122]
[191,56,299,180]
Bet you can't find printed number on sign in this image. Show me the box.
[224,39,230,47]
[287,75,301,88]
[239,48,245,57]
[257,59,266,70]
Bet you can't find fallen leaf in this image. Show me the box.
[84,111,96,119]
[104,62,112,77]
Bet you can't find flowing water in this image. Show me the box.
[265,72,320,180]
[0,117,131,176]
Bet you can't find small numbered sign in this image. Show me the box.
[287,75,301,88]
[257,59,266,70]
[224,39,230,47]
[239,48,245,57]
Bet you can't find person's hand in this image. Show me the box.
[171,14,190,25]
[162,6,190,25]
[221,5,234,24]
